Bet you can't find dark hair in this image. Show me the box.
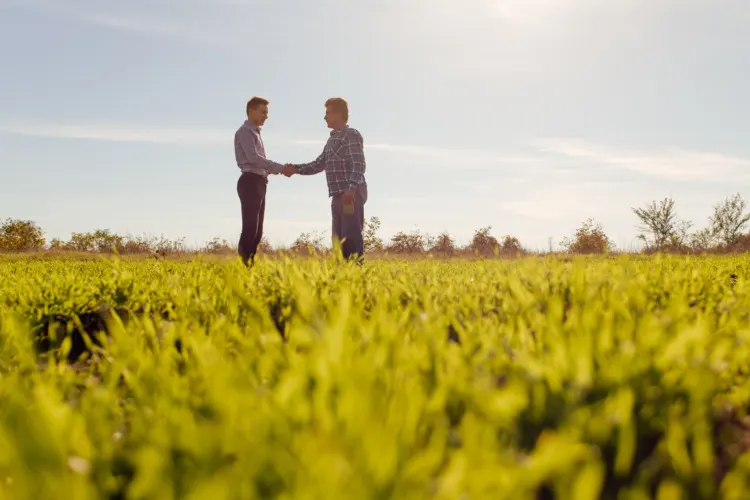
[325,97,349,122]
[246,96,269,115]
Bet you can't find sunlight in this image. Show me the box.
[484,0,571,22]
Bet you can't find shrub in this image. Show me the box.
[560,218,614,254]
[430,232,456,257]
[387,229,428,254]
[469,226,499,256]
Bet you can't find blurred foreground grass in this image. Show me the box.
[2,253,750,499]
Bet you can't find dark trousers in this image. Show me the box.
[331,183,367,261]
[237,173,266,265]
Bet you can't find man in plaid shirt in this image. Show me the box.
[283,97,368,262]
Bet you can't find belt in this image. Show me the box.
[240,170,267,179]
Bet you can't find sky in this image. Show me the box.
[1,0,749,251]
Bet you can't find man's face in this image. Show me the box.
[324,106,343,129]
[248,104,269,126]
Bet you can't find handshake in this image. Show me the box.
[278,164,295,177]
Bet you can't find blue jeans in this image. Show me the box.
[331,183,367,261]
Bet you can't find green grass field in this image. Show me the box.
[2,253,750,499]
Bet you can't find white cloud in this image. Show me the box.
[0,119,539,169]
[483,0,572,23]
[365,143,544,170]
[533,138,750,183]
[501,200,567,221]
[0,121,232,144]
[5,116,749,187]
[497,180,634,221]
[292,139,538,165]
[481,0,732,23]
[13,0,279,45]
[382,196,428,205]
[69,12,215,44]
[366,142,520,160]
[0,119,309,148]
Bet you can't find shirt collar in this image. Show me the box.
[245,120,260,132]
[330,124,349,136]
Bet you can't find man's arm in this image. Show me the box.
[341,130,366,191]
[293,149,326,175]
[237,129,284,174]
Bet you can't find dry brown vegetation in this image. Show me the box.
[3,193,750,259]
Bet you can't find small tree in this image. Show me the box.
[258,236,273,253]
[387,229,427,254]
[688,228,715,253]
[469,226,500,255]
[0,218,46,251]
[560,218,614,254]
[729,234,750,252]
[142,234,188,255]
[91,229,124,252]
[632,197,691,250]
[202,237,234,254]
[709,193,750,247]
[500,235,522,255]
[118,233,188,255]
[363,216,384,252]
[48,238,67,251]
[430,231,456,257]
[290,230,327,255]
[65,229,125,253]
[66,232,94,252]
[119,235,153,254]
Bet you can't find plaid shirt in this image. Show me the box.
[294,125,367,197]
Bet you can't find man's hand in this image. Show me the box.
[282,164,296,177]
